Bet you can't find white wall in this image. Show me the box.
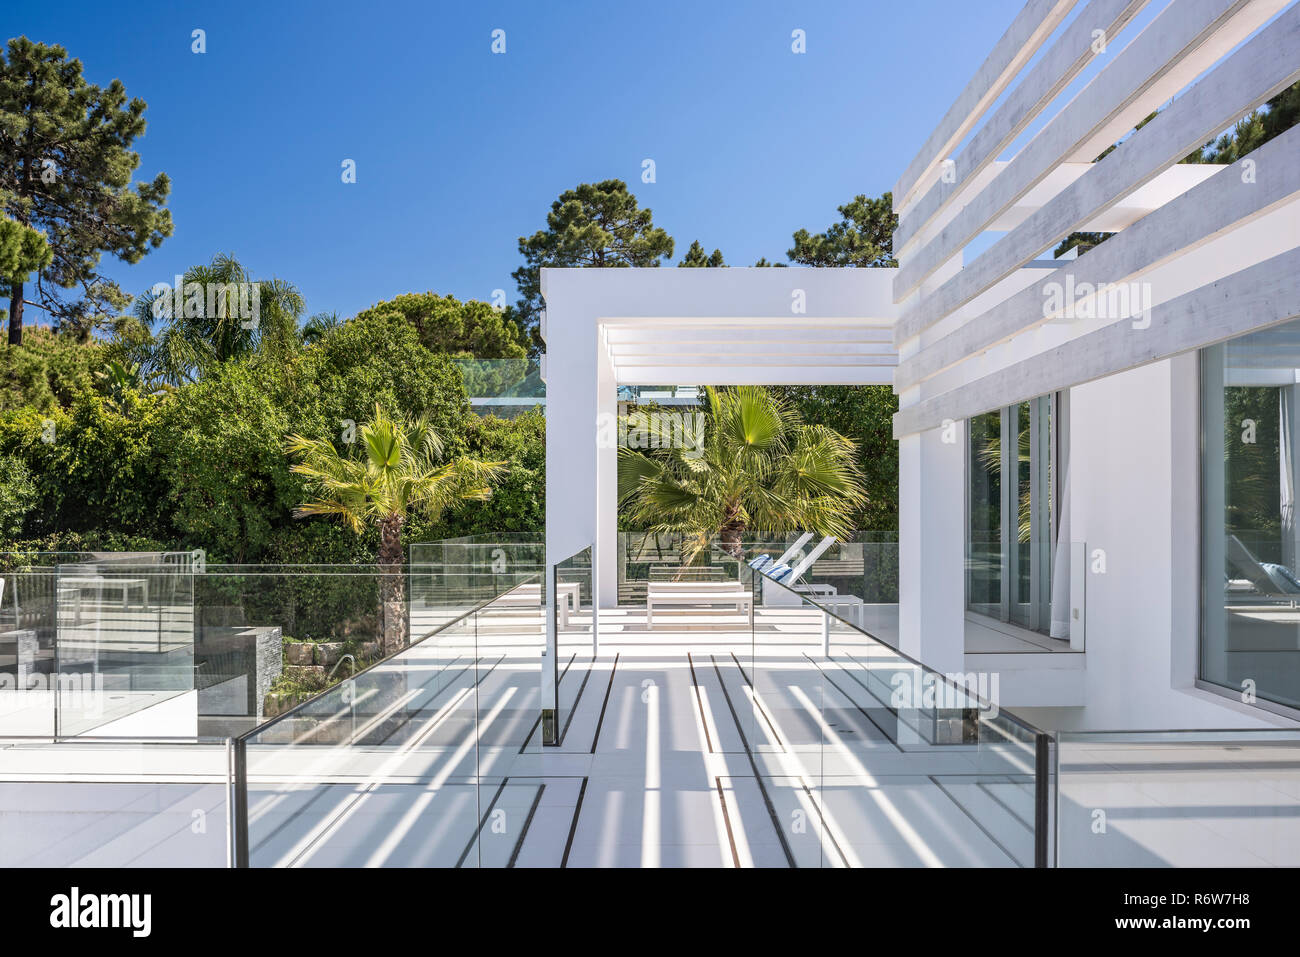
[1060,358,1287,730]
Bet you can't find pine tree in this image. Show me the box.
[1,37,172,344]
[512,180,673,350]
[678,240,725,267]
[788,193,897,267]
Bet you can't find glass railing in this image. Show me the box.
[232,573,545,867]
[409,536,543,633]
[0,736,232,866]
[542,546,592,745]
[553,545,593,652]
[619,530,898,619]
[1056,729,1300,867]
[453,358,545,418]
[1,552,197,737]
[736,532,899,645]
[746,560,1052,867]
[193,564,415,737]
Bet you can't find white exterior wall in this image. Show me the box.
[1062,359,1282,729]
[898,426,965,675]
[890,0,1300,731]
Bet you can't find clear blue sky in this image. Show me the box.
[9,0,1029,321]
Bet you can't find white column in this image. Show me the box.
[596,341,619,619]
[898,419,967,674]
[542,283,600,726]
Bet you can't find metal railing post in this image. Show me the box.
[232,735,249,868]
[1034,732,1051,868]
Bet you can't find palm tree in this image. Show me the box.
[93,358,172,416]
[129,253,305,384]
[619,386,867,563]
[300,311,344,346]
[285,405,505,654]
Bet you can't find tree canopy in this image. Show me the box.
[352,291,527,359]
[0,37,172,344]
[119,253,305,385]
[788,192,898,268]
[512,179,673,349]
[678,240,725,267]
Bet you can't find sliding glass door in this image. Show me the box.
[1202,326,1300,713]
[967,395,1056,634]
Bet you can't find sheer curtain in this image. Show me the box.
[1049,395,1071,640]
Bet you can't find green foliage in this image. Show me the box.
[0,453,36,537]
[620,386,867,559]
[124,253,305,385]
[1052,232,1112,259]
[678,240,725,267]
[1223,387,1281,540]
[1,36,172,343]
[0,391,169,540]
[1187,82,1300,164]
[300,311,343,346]
[0,213,51,305]
[789,193,898,267]
[513,179,674,348]
[429,408,545,538]
[352,292,528,359]
[772,385,898,532]
[151,362,297,561]
[0,308,479,558]
[0,325,104,412]
[286,402,504,554]
[151,310,471,562]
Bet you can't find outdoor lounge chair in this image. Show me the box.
[751,535,867,625]
[1225,534,1300,599]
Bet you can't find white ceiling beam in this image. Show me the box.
[896,0,1151,254]
[895,1,1300,345]
[894,124,1300,392]
[894,0,1281,306]
[894,246,1300,436]
[893,0,1079,211]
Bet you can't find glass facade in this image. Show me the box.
[1202,325,1300,712]
[967,396,1056,634]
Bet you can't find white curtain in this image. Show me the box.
[1049,395,1071,640]
[1280,386,1297,571]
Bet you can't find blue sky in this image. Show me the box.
[8,0,1030,321]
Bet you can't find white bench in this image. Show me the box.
[646,581,752,630]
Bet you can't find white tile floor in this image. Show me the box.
[242,611,1040,868]
[4,607,1297,867]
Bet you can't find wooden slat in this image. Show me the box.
[893,247,1300,437]
[893,0,1256,309]
[892,0,1079,211]
[894,0,1300,345]
[896,0,1150,254]
[894,124,1300,392]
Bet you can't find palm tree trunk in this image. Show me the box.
[378,514,407,655]
[719,505,746,558]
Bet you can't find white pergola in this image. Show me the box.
[537,266,900,730]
